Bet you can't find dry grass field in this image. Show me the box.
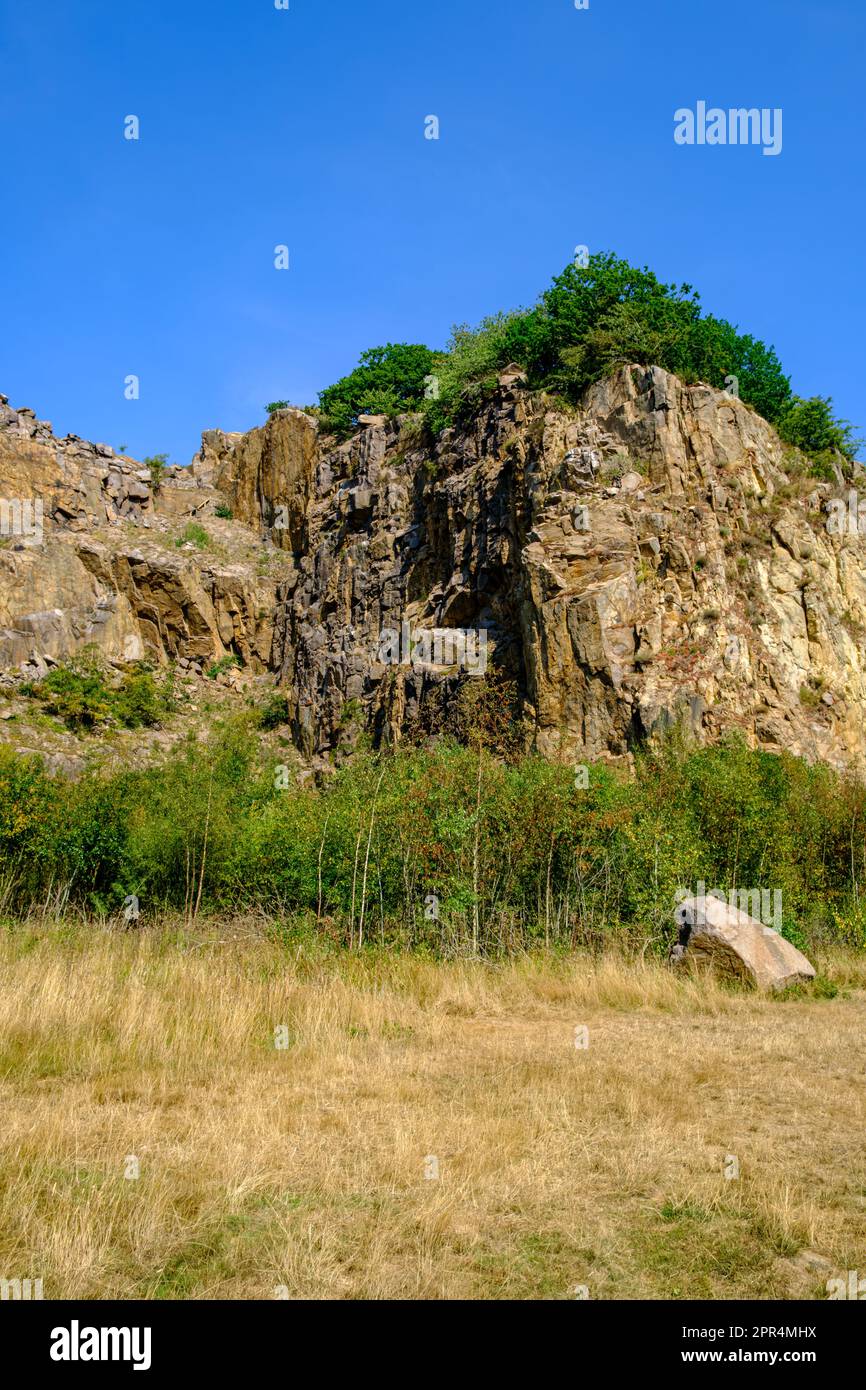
[1,921,865,1300]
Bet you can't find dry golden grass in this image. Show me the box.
[1,921,865,1300]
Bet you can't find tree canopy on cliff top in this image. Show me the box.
[310,253,857,462]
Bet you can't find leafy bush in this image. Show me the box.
[317,343,439,437]
[0,745,53,859]
[1,724,865,953]
[21,656,175,732]
[27,665,113,730]
[257,692,289,728]
[206,654,239,680]
[214,503,233,520]
[434,254,802,436]
[111,670,171,728]
[144,453,169,490]
[265,401,289,414]
[777,395,858,461]
[422,313,528,434]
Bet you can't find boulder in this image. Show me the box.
[497,363,527,388]
[620,470,644,493]
[348,485,375,521]
[672,895,816,991]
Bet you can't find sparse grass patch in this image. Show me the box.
[206,654,240,680]
[175,523,211,550]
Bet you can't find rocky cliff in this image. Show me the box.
[0,393,281,681]
[2,368,866,772]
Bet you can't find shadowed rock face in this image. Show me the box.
[2,367,866,769]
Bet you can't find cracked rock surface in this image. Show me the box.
[2,366,866,770]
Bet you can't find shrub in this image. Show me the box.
[111,669,171,728]
[2,724,864,952]
[144,453,169,490]
[257,692,290,729]
[174,523,211,549]
[317,343,440,437]
[437,254,800,436]
[30,664,113,730]
[206,654,239,680]
[21,656,174,732]
[777,395,859,461]
[0,745,53,859]
[422,313,527,434]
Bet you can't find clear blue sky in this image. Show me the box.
[1,0,864,465]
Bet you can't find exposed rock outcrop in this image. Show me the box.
[263,366,866,768]
[3,367,866,772]
[191,407,318,551]
[0,398,280,678]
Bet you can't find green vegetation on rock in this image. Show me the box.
[317,343,438,437]
[143,453,169,490]
[174,522,211,549]
[19,653,175,733]
[311,253,858,462]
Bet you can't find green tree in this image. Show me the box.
[318,343,439,436]
[777,395,858,459]
[311,252,858,462]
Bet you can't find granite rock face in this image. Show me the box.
[2,368,866,770]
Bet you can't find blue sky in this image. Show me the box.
[1,0,864,465]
